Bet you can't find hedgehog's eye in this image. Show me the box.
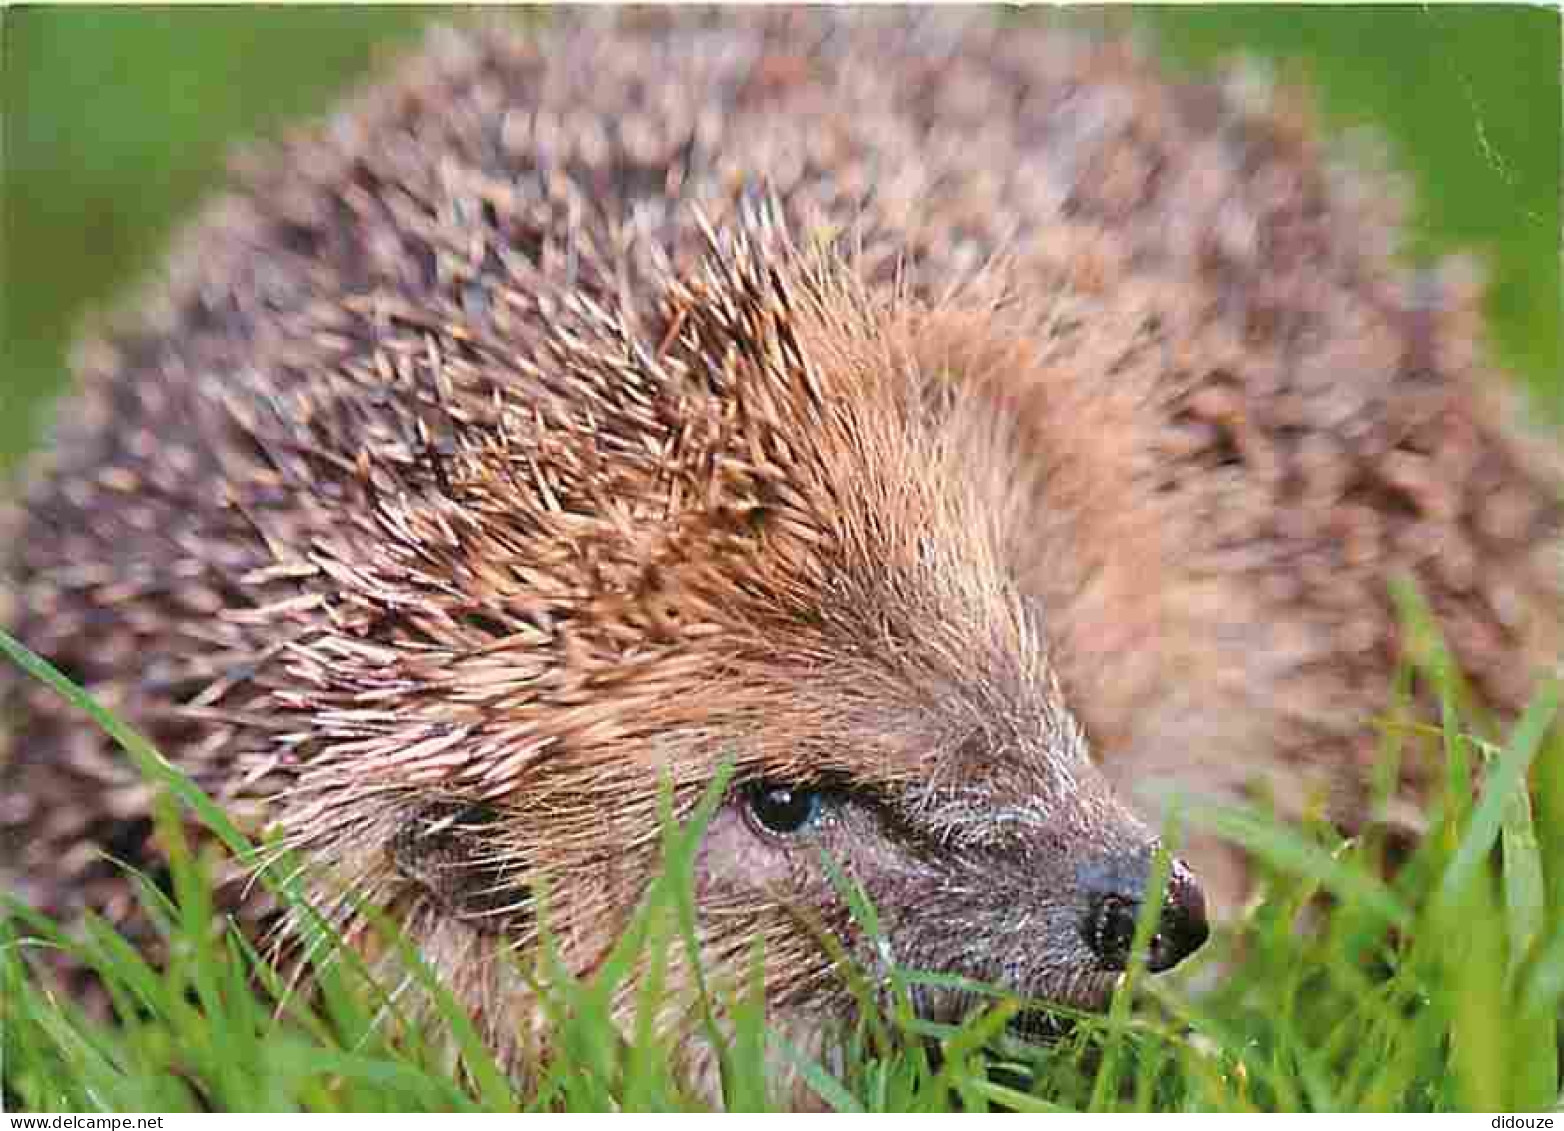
[746,781,825,836]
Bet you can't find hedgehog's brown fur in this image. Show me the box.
[2,9,1561,1104]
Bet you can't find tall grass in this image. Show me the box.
[1,625,1560,1112]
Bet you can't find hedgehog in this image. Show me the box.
[2,8,1560,1104]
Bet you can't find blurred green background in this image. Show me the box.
[3,5,1559,476]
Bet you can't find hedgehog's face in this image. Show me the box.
[372,247,1209,1066]
[692,710,1208,1033]
[648,274,1213,1035]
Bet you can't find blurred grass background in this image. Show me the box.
[2,5,1560,475]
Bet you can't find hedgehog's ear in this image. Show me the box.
[389,800,532,931]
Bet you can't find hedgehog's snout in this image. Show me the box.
[1077,850,1209,973]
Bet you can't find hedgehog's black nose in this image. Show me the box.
[1079,854,1209,973]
